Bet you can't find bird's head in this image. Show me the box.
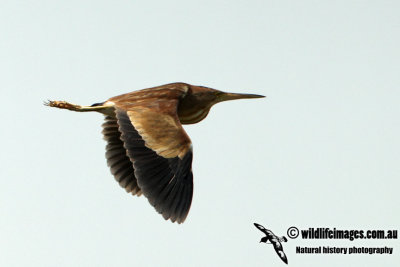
[189,85,265,107]
[177,83,265,124]
[260,236,269,243]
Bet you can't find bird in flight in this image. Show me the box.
[254,223,288,264]
[45,82,264,223]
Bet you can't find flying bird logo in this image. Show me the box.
[254,223,288,264]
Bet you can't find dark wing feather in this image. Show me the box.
[116,109,193,223]
[254,223,270,235]
[273,243,288,264]
[102,115,141,196]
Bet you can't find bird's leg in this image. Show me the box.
[44,100,108,112]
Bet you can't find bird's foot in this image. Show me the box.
[44,100,81,111]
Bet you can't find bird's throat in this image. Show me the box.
[178,106,210,124]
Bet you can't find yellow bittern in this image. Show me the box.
[46,82,264,223]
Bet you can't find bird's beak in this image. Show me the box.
[217,92,265,103]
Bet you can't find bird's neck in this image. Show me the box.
[177,95,213,125]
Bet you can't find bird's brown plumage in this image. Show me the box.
[46,82,264,223]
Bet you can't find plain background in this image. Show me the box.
[1,1,399,266]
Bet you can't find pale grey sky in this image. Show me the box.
[1,1,399,266]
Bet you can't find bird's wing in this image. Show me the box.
[254,223,274,235]
[102,115,141,196]
[112,95,193,223]
[273,242,288,264]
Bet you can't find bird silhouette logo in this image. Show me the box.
[254,223,289,264]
